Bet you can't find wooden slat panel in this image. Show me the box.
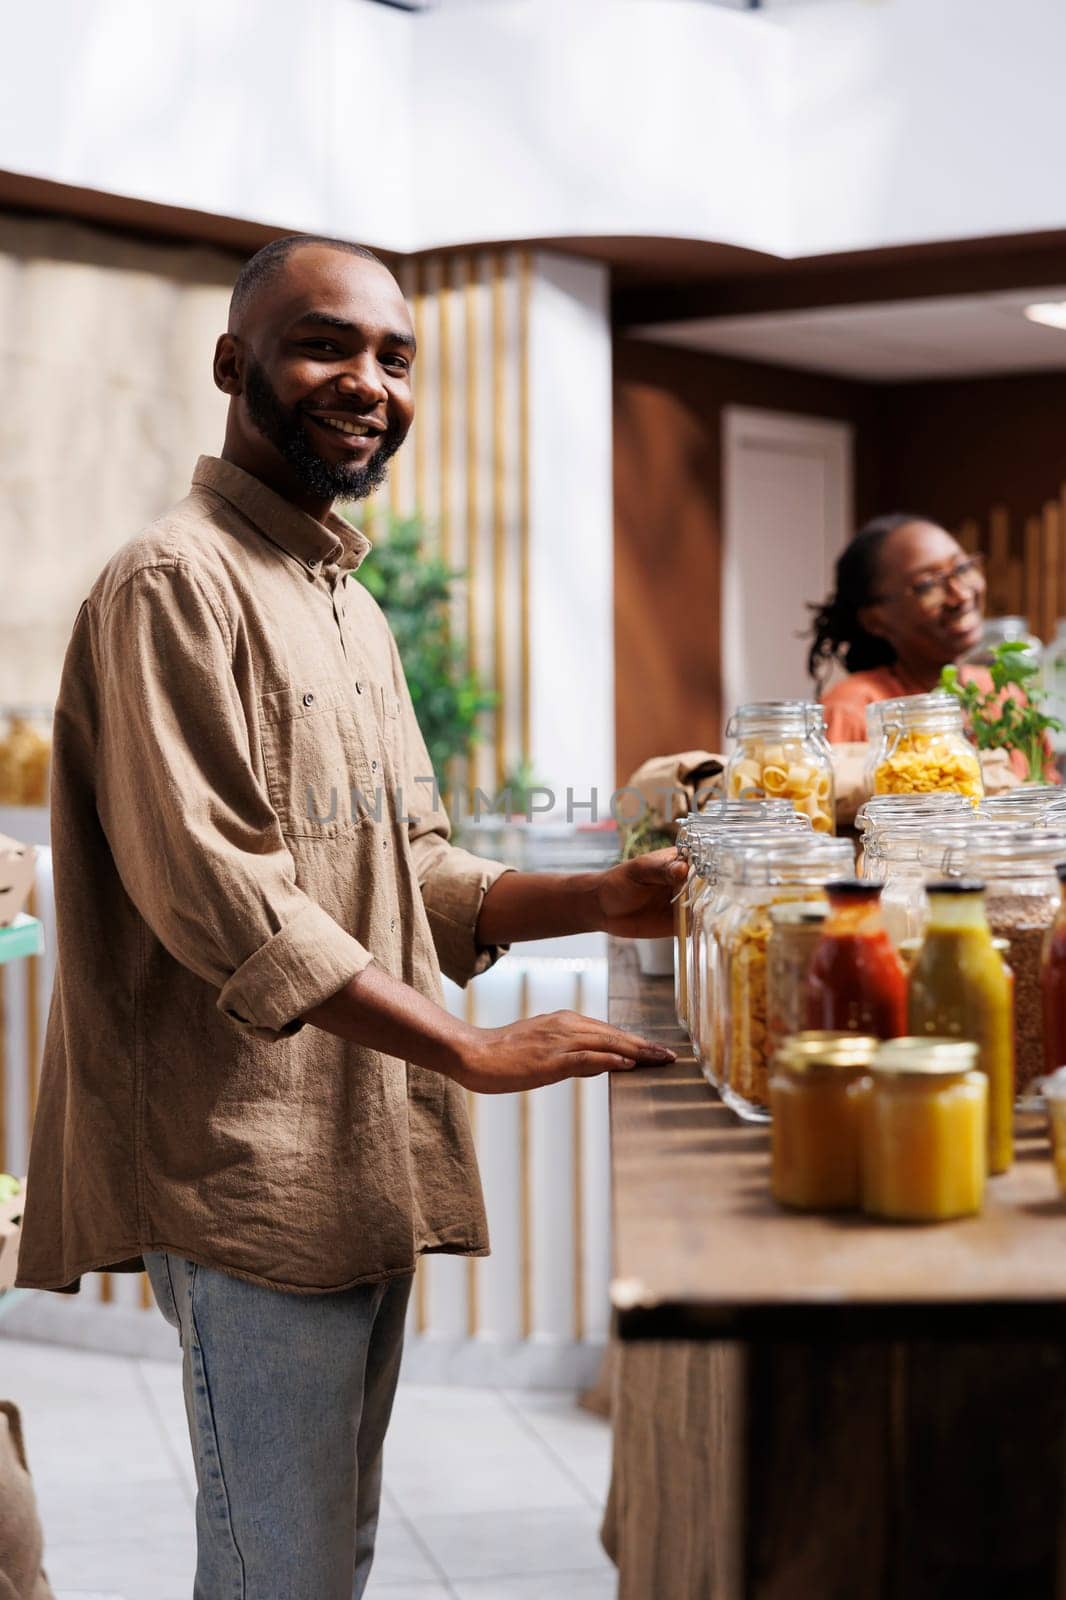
[1007,554,1024,617]
[1026,514,1043,638]
[1043,501,1061,642]
[989,505,1011,614]
[957,517,980,555]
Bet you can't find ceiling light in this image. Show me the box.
[1023,302,1066,331]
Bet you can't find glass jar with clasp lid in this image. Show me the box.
[0,704,52,806]
[724,701,835,833]
[978,788,1064,826]
[964,616,1042,671]
[854,792,974,879]
[859,814,979,947]
[674,800,797,1027]
[942,826,1066,1109]
[688,818,813,1081]
[678,802,804,1032]
[717,836,856,1122]
[867,691,983,801]
[765,903,829,1066]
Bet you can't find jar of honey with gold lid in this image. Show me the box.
[769,1032,877,1211]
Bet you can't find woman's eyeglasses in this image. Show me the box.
[876,554,985,611]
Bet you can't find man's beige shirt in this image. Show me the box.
[17,457,511,1294]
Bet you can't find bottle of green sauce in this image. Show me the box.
[908,880,1014,1175]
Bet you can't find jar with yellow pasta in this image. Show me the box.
[867,691,983,801]
[724,702,835,833]
[718,837,856,1122]
[0,706,52,806]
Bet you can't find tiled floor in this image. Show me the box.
[0,1337,617,1600]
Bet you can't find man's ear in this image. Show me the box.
[858,601,889,642]
[213,333,243,397]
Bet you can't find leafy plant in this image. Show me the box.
[491,758,550,817]
[349,513,497,785]
[940,640,1063,784]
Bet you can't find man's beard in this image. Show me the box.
[243,354,405,503]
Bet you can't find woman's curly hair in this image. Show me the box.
[807,513,927,691]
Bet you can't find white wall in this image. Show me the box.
[0,0,413,243]
[8,0,1064,261]
[528,254,615,814]
[778,0,1066,256]
[411,0,788,255]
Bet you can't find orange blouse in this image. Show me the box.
[821,668,925,745]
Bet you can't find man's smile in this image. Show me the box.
[304,410,385,447]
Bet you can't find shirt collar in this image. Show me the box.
[192,455,372,575]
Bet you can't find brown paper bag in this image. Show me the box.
[978,748,1023,797]
[624,752,726,836]
[0,1404,55,1600]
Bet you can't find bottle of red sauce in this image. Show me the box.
[805,881,908,1039]
[1042,864,1066,1076]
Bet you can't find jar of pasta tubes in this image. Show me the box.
[724,702,835,833]
[867,691,982,801]
[717,836,855,1122]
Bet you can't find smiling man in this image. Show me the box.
[17,236,682,1599]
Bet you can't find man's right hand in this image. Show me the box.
[305,965,675,1093]
[448,1011,675,1094]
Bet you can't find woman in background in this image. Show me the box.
[809,513,986,742]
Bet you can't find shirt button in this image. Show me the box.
[383,838,389,852]
[391,918,396,933]
[356,681,364,695]
[372,759,378,772]
[303,692,315,707]
[308,558,319,571]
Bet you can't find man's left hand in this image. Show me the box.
[594,848,688,939]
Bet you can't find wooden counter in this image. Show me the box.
[605,939,1066,1599]
[608,939,1066,1341]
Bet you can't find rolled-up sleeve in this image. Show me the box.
[386,633,512,986]
[94,561,371,1040]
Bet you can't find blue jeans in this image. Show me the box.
[144,1251,412,1600]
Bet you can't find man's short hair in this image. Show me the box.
[229,235,384,329]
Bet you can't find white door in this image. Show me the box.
[722,407,853,713]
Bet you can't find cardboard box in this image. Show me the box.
[0,1181,25,1292]
[0,834,35,928]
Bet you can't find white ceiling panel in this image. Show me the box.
[634,287,1066,382]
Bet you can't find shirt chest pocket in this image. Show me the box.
[259,680,386,840]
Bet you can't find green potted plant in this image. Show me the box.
[940,640,1063,784]
[349,512,496,795]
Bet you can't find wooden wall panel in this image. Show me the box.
[612,340,879,787]
[877,369,1066,641]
